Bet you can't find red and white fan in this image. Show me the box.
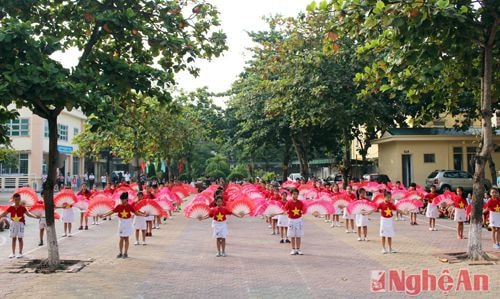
[134,199,167,217]
[316,192,333,202]
[304,200,334,216]
[184,203,210,219]
[73,199,90,211]
[90,193,112,202]
[85,200,115,217]
[395,199,424,213]
[28,203,61,219]
[227,198,255,216]
[260,201,285,216]
[347,200,377,215]
[331,194,352,209]
[403,191,424,201]
[54,189,77,208]
[11,187,38,207]
[433,192,455,207]
[372,193,385,205]
[391,190,407,201]
[155,198,175,211]
[282,180,299,189]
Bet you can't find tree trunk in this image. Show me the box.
[487,153,497,187]
[45,114,60,268]
[282,139,291,181]
[133,129,141,178]
[166,156,172,181]
[467,41,494,260]
[341,131,352,189]
[291,134,309,181]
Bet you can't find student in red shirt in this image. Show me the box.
[343,185,356,233]
[0,193,39,258]
[270,186,281,235]
[485,187,500,249]
[101,192,146,258]
[425,186,439,231]
[77,183,91,230]
[202,196,243,257]
[453,187,467,239]
[283,188,305,255]
[374,192,398,254]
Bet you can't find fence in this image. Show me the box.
[0,175,42,191]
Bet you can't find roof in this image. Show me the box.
[374,127,500,144]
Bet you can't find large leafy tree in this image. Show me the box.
[0,0,226,268]
[319,0,498,260]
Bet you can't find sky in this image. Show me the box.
[175,0,313,104]
[52,1,312,106]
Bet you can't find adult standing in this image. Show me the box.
[88,172,95,190]
[101,173,107,189]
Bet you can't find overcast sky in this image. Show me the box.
[53,1,312,106]
[175,0,312,102]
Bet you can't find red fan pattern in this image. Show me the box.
[85,200,114,217]
[54,189,77,208]
[395,199,424,212]
[227,198,255,216]
[134,199,166,217]
[304,200,335,215]
[184,203,210,219]
[11,187,38,207]
[347,200,377,215]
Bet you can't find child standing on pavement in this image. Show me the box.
[277,191,290,244]
[355,188,370,241]
[425,186,439,231]
[0,193,40,258]
[202,196,243,257]
[284,188,305,255]
[133,192,147,246]
[454,187,467,239]
[101,192,146,258]
[375,192,398,254]
[343,186,356,233]
[61,201,74,237]
[485,187,500,248]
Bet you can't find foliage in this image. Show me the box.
[205,154,230,178]
[0,147,17,167]
[261,171,277,182]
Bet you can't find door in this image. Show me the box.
[402,154,412,187]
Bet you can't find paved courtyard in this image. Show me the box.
[0,194,498,298]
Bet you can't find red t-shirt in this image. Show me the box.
[77,189,91,200]
[487,197,500,212]
[113,204,136,219]
[377,202,397,218]
[346,193,356,201]
[143,193,156,200]
[209,206,230,222]
[7,205,28,224]
[454,196,467,209]
[284,200,304,219]
[425,193,439,204]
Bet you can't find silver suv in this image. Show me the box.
[425,170,491,193]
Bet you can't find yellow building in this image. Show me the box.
[374,127,500,187]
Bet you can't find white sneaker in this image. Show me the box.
[357,237,362,241]
[429,227,433,231]
[433,228,438,231]
[364,238,368,241]
[296,249,303,255]
[290,250,297,255]
[493,244,500,249]
[221,252,226,257]
[382,249,388,254]
[331,223,335,228]
[134,241,139,245]
[390,250,397,254]
[142,242,147,246]
[216,252,222,257]
[351,230,356,233]
[345,230,350,233]
[16,253,23,258]
[8,253,15,258]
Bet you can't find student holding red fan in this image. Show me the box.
[101,192,146,258]
[375,192,398,254]
[201,196,243,257]
[485,187,500,249]
[284,188,304,255]
[453,187,467,239]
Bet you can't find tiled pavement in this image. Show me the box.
[0,197,498,298]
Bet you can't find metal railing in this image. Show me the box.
[0,175,42,191]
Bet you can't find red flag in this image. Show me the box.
[178,160,184,174]
[141,161,146,172]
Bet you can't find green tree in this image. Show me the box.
[320,0,498,260]
[205,154,230,178]
[0,0,226,268]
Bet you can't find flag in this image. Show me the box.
[140,161,146,173]
[178,159,184,174]
[161,160,166,172]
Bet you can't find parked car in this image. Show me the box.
[362,173,391,184]
[288,173,303,181]
[424,170,491,193]
[325,173,350,184]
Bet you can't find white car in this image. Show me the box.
[288,173,303,181]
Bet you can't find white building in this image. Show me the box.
[0,106,86,191]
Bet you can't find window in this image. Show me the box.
[72,156,79,175]
[444,171,459,178]
[44,121,49,138]
[6,118,29,136]
[73,128,79,137]
[19,153,28,174]
[453,147,463,170]
[0,153,29,174]
[423,153,435,163]
[467,147,476,174]
[58,124,68,141]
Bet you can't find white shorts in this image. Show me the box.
[212,220,228,238]
[356,214,369,227]
[343,208,355,220]
[39,218,47,229]
[118,218,134,237]
[272,215,279,220]
[62,208,75,223]
[287,218,304,238]
[146,215,155,222]
[277,215,289,227]
[426,204,439,219]
[489,211,500,228]
[379,217,395,237]
[454,208,466,222]
[133,216,147,230]
[10,221,25,238]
